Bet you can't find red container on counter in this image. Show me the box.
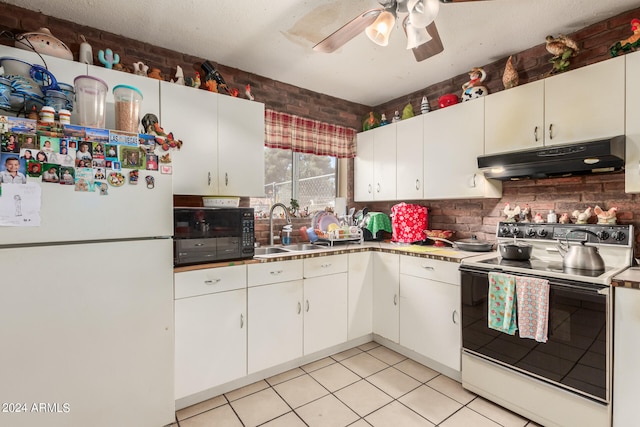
[391,203,429,243]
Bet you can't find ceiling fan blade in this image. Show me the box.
[313,9,382,53]
[411,21,444,61]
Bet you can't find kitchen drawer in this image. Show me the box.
[400,255,460,285]
[248,259,303,287]
[304,254,348,278]
[174,265,247,299]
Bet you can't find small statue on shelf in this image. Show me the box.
[545,34,579,75]
[594,205,617,224]
[571,206,593,224]
[503,203,521,222]
[611,19,640,57]
[98,48,120,69]
[462,67,489,101]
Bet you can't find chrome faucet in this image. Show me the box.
[269,202,292,246]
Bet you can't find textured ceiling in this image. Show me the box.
[6,0,640,106]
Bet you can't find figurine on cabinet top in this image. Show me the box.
[558,212,571,224]
[610,19,640,57]
[363,111,380,131]
[171,65,185,85]
[98,48,120,69]
[133,61,149,76]
[502,55,519,89]
[461,67,489,102]
[545,34,579,75]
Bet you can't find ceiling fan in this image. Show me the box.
[313,0,486,62]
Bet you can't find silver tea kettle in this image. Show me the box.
[557,229,605,271]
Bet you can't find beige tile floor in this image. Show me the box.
[171,342,542,427]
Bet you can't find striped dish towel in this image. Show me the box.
[487,271,517,335]
[515,276,550,343]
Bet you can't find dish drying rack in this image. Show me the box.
[316,228,364,246]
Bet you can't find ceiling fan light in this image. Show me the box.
[409,0,440,27]
[406,21,432,49]
[365,10,396,46]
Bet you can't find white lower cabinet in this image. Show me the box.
[399,256,461,372]
[303,273,348,355]
[348,252,373,340]
[372,252,400,343]
[248,279,304,374]
[174,266,247,400]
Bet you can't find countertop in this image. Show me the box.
[174,241,486,273]
[612,266,640,289]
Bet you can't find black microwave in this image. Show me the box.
[173,207,255,266]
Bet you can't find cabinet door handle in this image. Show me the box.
[368,184,372,194]
[548,124,553,140]
[240,313,244,328]
[297,302,301,314]
[225,172,229,186]
[421,265,435,271]
[270,270,283,275]
[376,183,381,193]
[393,294,398,306]
[452,309,458,325]
[534,126,538,142]
[208,171,211,186]
[415,179,420,190]
[306,300,310,312]
[204,279,221,285]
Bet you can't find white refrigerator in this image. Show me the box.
[0,170,175,427]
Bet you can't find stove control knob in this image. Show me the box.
[537,229,548,237]
[596,231,610,241]
[611,231,625,241]
[500,227,510,235]
[525,228,536,237]
[511,227,520,236]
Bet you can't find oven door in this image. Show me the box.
[460,265,609,402]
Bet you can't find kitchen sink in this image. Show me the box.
[284,243,327,252]
[254,246,290,255]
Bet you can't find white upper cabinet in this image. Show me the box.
[396,116,424,200]
[484,80,545,155]
[423,98,501,199]
[485,56,625,154]
[217,95,265,197]
[626,51,640,193]
[355,124,397,201]
[160,81,218,195]
[544,56,625,145]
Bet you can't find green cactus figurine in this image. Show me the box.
[98,48,120,69]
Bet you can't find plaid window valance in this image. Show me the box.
[264,109,357,158]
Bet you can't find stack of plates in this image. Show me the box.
[312,211,341,231]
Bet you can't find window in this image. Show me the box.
[250,147,337,216]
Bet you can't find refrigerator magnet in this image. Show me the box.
[129,170,139,185]
[160,165,172,175]
[145,175,154,189]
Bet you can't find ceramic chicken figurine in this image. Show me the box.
[204,78,218,92]
[571,206,593,224]
[545,34,579,75]
[186,71,201,88]
[518,204,531,222]
[363,112,380,131]
[558,212,571,224]
[502,55,519,89]
[503,203,521,222]
[610,19,640,56]
[594,205,617,224]
[533,213,545,224]
[245,84,255,101]
[171,65,185,85]
[147,68,163,80]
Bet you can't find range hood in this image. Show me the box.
[477,136,625,180]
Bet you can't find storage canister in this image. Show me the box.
[112,84,143,133]
[74,75,108,128]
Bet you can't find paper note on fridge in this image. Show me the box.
[0,183,41,226]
